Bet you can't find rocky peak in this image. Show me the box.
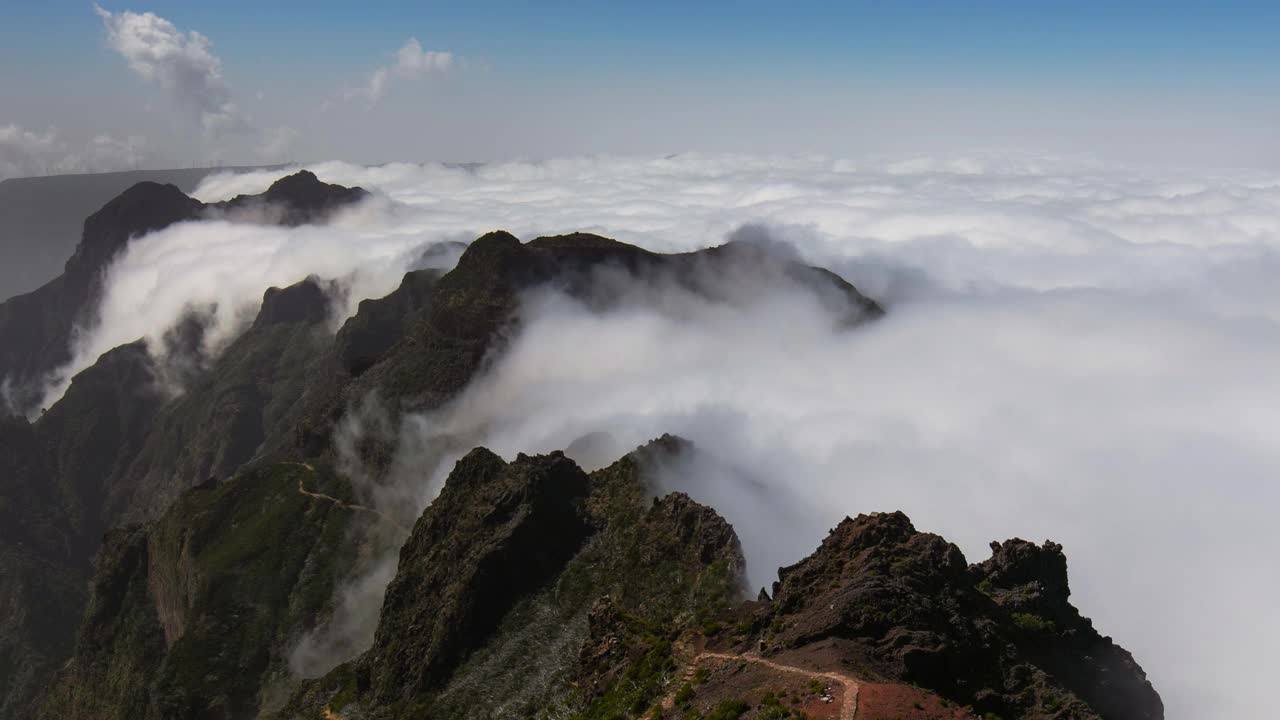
[448,230,544,284]
[973,538,1071,614]
[209,170,367,226]
[366,448,593,701]
[252,277,330,328]
[252,170,369,225]
[66,182,202,281]
[752,509,1163,720]
[770,511,968,611]
[646,491,743,570]
[334,268,441,376]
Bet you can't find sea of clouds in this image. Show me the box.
[42,153,1280,719]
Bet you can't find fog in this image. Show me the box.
[432,279,1278,720]
[33,154,1280,719]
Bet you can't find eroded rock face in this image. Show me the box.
[975,538,1071,615]
[253,278,331,329]
[334,268,442,376]
[973,539,1163,720]
[762,511,1163,720]
[366,449,594,701]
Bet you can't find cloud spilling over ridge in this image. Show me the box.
[41,153,1280,719]
[94,5,249,138]
[419,279,1279,719]
[37,197,468,408]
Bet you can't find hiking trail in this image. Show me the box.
[281,462,409,534]
[667,649,860,719]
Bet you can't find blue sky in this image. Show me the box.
[2,1,1278,170]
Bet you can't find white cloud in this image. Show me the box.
[341,37,456,104]
[32,153,1280,719]
[394,37,454,76]
[0,123,148,179]
[94,4,250,138]
[0,124,68,178]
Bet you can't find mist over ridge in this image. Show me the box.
[5,153,1277,719]
[7,3,1280,717]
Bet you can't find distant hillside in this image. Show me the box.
[0,168,273,301]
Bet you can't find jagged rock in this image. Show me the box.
[253,277,330,328]
[334,268,441,376]
[366,449,594,701]
[274,437,745,719]
[975,538,1070,615]
[762,511,1163,720]
[642,491,744,575]
[973,539,1163,720]
[574,596,635,700]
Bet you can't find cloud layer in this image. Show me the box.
[37,153,1280,719]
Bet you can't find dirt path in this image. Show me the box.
[671,650,860,719]
[281,462,410,534]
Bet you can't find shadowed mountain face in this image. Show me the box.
[0,175,1159,720]
[0,170,367,417]
[0,168,280,301]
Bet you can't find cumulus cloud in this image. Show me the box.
[340,37,455,104]
[31,153,1280,719]
[0,123,147,179]
[94,4,249,137]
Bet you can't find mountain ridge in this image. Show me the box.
[0,173,1159,720]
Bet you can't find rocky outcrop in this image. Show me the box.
[366,449,594,701]
[973,539,1161,720]
[756,511,1163,720]
[334,268,441,376]
[253,277,331,329]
